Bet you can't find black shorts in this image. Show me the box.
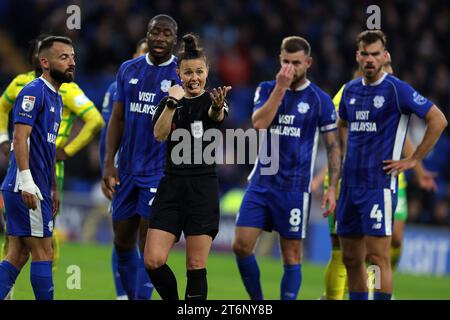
[149,175,220,241]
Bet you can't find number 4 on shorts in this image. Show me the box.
[370,204,383,222]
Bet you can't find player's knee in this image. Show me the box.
[342,252,363,269]
[186,257,206,270]
[367,253,390,268]
[232,239,253,258]
[143,253,166,270]
[31,246,53,261]
[281,248,301,265]
[18,250,30,268]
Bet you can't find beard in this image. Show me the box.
[50,67,74,84]
[291,72,306,88]
[362,65,383,79]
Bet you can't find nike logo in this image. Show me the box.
[186,294,202,298]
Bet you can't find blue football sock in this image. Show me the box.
[112,248,128,299]
[281,264,302,300]
[349,291,369,300]
[134,252,154,300]
[0,260,19,299]
[116,248,139,299]
[30,261,54,300]
[236,254,263,300]
[374,292,392,300]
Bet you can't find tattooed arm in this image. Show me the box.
[322,129,342,217]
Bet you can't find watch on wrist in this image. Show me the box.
[166,97,179,109]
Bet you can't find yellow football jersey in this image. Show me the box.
[0,70,104,158]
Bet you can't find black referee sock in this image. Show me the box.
[146,264,179,300]
[185,268,207,300]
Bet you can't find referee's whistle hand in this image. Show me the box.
[168,84,185,100]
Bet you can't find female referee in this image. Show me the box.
[144,33,231,300]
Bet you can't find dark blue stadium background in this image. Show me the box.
[0,0,448,226]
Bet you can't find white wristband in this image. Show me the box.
[18,169,44,200]
[18,169,35,191]
[0,133,9,145]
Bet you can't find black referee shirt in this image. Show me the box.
[153,91,228,176]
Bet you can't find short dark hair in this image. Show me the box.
[281,36,311,55]
[38,36,73,56]
[135,37,147,52]
[356,30,387,48]
[148,14,177,33]
[178,33,206,66]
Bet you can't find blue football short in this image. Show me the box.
[336,186,397,236]
[111,173,162,221]
[236,183,311,239]
[3,190,53,238]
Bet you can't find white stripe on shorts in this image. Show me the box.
[30,200,44,237]
[384,188,393,236]
[301,192,309,239]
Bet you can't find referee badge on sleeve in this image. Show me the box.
[22,96,36,112]
[191,121,204,138]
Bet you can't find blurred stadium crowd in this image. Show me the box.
[0,0,449,225]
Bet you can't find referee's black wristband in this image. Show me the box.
[166,97,179,109]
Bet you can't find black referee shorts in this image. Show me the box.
[149,175,220,241]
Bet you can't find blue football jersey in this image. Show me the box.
[339,72,433,190]
[99,81,116,173]
[248,80,337,192]
[1,77,62,197]
[114,54,180,176]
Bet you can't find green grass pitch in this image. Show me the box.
[6,242,450,300]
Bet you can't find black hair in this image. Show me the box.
[148,14,177,33]
[38,36,72,56]
[281,36,311,55]
[177,33,206,66]
[356,30,387,48]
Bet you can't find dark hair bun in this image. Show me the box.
[182,34,198,53]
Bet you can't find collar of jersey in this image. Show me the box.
[39,76,57,93]
[362,72,387,86]
[184,90,206,99]
[145,54,175,66]
[290,79,310,91]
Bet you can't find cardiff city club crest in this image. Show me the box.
[160,79,171,92]
[373,95,385,108]
[297,102,310,114]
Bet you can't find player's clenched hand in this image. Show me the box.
[103,164,120,195]
[210,86,232,110]
[322,187,336,218]
[168,84,185,101]
[383,157,417,176]
[275,64,295,90]
[51,189,60,218]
